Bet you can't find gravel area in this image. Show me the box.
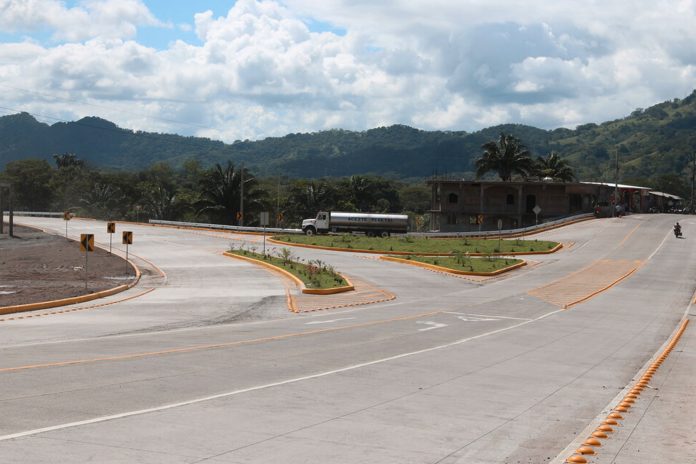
[0,224,131,307]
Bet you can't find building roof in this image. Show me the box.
[581,181,651,191]
[649,191,683,200]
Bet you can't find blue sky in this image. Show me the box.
[0,0,694,142]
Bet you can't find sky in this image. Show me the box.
[1,0,695,143]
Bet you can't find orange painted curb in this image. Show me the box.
[379,255,527,276]
[268,237,561,257]
[222,252,354,295]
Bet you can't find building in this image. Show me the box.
[428,179,651,232]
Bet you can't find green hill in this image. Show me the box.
[1,90,695,181]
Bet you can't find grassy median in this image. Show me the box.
[227,247,347,289]
[273,234,557,254]
[396,255,523,273]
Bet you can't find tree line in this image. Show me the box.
[0,154,431,229]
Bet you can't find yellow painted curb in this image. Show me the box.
[222,252,354,295]
[268,237,562,256]
[379,255,527,276]
[0,256,141,316]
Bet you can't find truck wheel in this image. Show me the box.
[304,226,316,236]
[380,231,390,238]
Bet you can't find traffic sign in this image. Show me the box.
[533,205,542,215]
[107,222,116,233]
[476,214,484,225]
[497,219,503,230]
[260,211,270,227]
[63,211,72,220]
[80,234,94,252]
[122,231,133,245]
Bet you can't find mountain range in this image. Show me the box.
[1,89,695,181]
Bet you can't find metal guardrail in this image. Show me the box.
[1,211,63,217]
[148,219,304,235]
[151,213,593,238]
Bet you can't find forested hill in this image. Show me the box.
[1,89,695,179]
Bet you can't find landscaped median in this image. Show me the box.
[223,247,354,295]
[380,254,526,276]
[270,234,560,256]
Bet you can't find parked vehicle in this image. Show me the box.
[301,211,409,237]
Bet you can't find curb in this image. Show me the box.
[222,252,354,295]
[268,237,562,256]
[379,256,527,276]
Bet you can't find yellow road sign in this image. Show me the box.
[122,231,133,245]
[107,222,116,233]
[80,234,94,252]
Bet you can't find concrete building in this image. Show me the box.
[428,179,651,232]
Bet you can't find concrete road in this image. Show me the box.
[0,215,693,463]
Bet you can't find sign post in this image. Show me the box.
[107,221,116,254]
[80,233,94,290]
[260,211,270,255]
[63,211,72,239]
[122,231,133,275]
[497,218,503,252]
[532,205,542,225]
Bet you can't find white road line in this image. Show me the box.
[416,321,448,331]
[305,318,356,325]
[0,306,566,443]
[444,312,531,321]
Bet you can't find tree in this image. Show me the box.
[52,153,85,169]
[534,152,576,182]
[2,159,54,210]
[197,162,264,225]
[476,133,534,181]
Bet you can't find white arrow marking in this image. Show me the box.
[417,321,448,331]
[305,318,355,325]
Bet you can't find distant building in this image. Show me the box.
[428,179,652,232]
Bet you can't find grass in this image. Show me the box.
[399,255,523,273]
[273,234,558,254]
[227,247,347,289]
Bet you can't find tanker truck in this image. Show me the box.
[301,211,408,237]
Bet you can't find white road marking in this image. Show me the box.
[444,312,531,321]
[305,318,356,325]
[0,307,565,442]
[416,321,448,331]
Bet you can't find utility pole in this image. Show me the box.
[613,148,619,217]
[690,152,695,214]
[239,165,244,227]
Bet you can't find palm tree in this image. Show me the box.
[534,152,576,182]
[476,133,534,181]
[196,162,264,225]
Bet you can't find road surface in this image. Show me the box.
[1,215,693,463]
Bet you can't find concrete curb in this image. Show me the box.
[268,237,562,256]
[222,251,354,295]
[379,256,527,276]
[0,252,141,316]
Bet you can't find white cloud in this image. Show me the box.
[0,0,161,41]
[0,0,695,144]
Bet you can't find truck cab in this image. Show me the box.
[301,211,329,235]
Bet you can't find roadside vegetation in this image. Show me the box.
[396,254,523,273]
[273,234,558,254]
[227,245,347,289]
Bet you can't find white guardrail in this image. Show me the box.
[2,211,63,217]
[148,219,304,235]
[4,212,593,236]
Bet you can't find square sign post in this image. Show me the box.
[122,231,133,275]
[80,233,94,290]
[107,221,116,254]
[63,211,72,239]
[497,218,503,253]
[260,211,270,255]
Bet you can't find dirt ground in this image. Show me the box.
[0,224,132,307]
